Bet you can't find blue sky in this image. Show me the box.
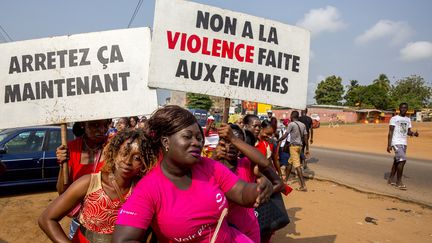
[1,0,431,105]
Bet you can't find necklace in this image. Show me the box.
[109,173,129,203]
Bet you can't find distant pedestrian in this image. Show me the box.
[387,103,419,190]
[116,117,129,132]
[298,108,313,170]
[278,111,308,191]
[277,119,291,183]
[267,110,278,135]
[129,116,139,129]
[137,116,147,130]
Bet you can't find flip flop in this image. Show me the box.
[296,187,307,192]
[397,184,407,190]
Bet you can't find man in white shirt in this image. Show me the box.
[387,103,419,190]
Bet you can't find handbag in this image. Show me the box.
[254,192,290,236]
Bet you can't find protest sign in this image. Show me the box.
[0,28,157,129]
[149,0,310,109]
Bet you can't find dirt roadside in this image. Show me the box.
[273,179,432,243]
[0,123,431,243]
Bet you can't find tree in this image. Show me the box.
[360,83,391,110]
[344,75,392,109]
[373,74,391,93]
[344,80,363,107]
[186,93,213,110]
[314,75,344,105]
[390,75,432,110]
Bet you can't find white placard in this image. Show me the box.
[149,0,310,109]
[0,28,157,129]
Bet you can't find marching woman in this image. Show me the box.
[212,124,283,243]
[40,129,156,242]
[113,105,273,243]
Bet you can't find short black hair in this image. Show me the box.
[261,119,272,129]
[243,114,259,126]
[399,102,408,108]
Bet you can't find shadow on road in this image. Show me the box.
[286,207,302,236]
[383,172,410,181]
[307,157,319,164]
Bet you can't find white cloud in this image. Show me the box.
[355,20,414,45]
[400,41,432,62]
[296,6,347,37]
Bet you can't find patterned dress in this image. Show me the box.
[73,172,131,242]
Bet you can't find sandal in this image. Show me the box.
[296,187,307,192]
[396,184,407,190]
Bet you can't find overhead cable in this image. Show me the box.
[128,0,144,28]
[0,24,13,41]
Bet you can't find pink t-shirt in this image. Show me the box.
[227,157,260,243]
[117,157,253,243]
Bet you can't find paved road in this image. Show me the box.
[306,147,432,206]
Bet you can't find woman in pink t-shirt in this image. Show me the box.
[212,124,284,243]
[113,105,273,243]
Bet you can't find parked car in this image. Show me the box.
[0,126,74,188]
[311,113,321,128]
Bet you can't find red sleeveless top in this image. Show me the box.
[78,172,132,234]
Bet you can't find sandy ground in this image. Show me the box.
[273,179,432,243]
[0,122,431,243]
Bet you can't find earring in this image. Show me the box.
[165,146,169,152]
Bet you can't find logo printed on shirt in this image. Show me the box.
[215,192,227,210]
[215,193,223,203]
[119,209,137,216]
[399,122,408,135]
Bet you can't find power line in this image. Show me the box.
[0,31,6,42]
[128,0,144,28]
[0,24,13,41]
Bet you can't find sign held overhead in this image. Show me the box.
[0,28,157,129]
[149,0,310,108]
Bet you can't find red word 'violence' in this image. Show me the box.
[167,31,254,63]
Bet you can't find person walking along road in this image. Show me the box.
[278,111,308,191]
[387,102,419,190]
[298,108,313,170]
